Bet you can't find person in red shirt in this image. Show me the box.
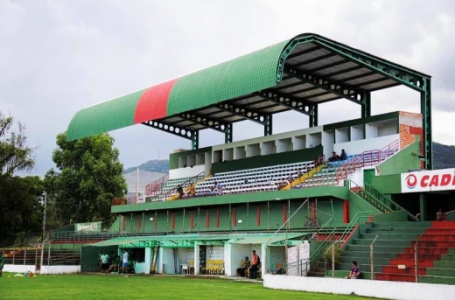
[347,261,361,279]
[249,250,260,279]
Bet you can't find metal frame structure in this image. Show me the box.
[68,33,432,169]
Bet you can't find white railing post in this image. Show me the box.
[370,235,378,280]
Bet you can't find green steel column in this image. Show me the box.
[361,93,371,118]
[309,104,318,127]
[225,123,233,144]
[421,78,433,170]
[264,115,273,136]
[419,193,426,221]
[191,131,199,150]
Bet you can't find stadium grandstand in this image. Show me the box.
[5,33,455,289]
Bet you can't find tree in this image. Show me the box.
[0,112,34,178]
[45,133,127,225]
[0,176,43,244]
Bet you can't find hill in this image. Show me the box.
[122,142,455,174]
[123,159,169,174]
[433,142,455,169]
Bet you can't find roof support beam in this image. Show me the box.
[309,104,318,127]
[421,78,433,170]
[142,120,199,149]
[216,102,272,136]
[284,65,369,106]
[179,112,233,143]
[255,90,313,117]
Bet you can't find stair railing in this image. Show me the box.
[338,211,372,244]
[160,172,205,201]
[363,181,418,221]
[370,235,379,280]
[414,234,423,283]
[146,174,170,197]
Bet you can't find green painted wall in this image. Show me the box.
[371,174,402,194]
[169,146,212,170]
[212,147,322,174]
[347,190,381,218]
[373,211,408,223]
[377,141,420,175]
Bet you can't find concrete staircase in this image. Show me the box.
[375,220,455,284]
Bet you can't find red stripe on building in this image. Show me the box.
[133,79,178,124]
[122,215,126,231]
[137,216,141,231]
[311,201,316,220]
[343,200,349,223]
[216,209,220,228]
[206,210,210,228]
[257,205,261,226]
[283,204,287,223]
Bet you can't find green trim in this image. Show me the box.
[112,186,349,213]
[67,90,144,141]
[323,112,399,131]
[166,40,289,116]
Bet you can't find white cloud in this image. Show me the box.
[1,0,455,176]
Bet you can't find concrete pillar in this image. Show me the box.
[419,193,427,221]
[261,243,267,277]
[194,243,200,275]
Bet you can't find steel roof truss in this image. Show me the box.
[284,65,368,106]
[255,90,313,116]
[142,120,199,149]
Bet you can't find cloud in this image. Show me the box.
[1,0,455,177]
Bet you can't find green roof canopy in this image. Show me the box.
[67,33,433,168]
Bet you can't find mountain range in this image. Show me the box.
[123,142,455,174]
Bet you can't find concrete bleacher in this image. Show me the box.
[195,161,315,196]
[148,176,201,201]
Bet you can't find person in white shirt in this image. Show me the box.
[121,249,129,273]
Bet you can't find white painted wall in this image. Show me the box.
[134,247,151,274]
[194,243,200,275]
[292,136,306,150]
[263,275,455,300]
[204,152,212,176]
[334,134,399,156]
[206,246,224,260]
[4,264,36,274]
[335,128,349,143]
[351,125,363,141]
[159,248,175,274]
[40,265,80,275]
[378,123,397,137]
[224,243,232,276]
[268,246,285,273]
[169,165,205,180]
[365,123,378,138]
[286,243,310,276]
[229,243,252,276]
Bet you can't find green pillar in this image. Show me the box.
[419,193,426,221]
[191,131,199,150]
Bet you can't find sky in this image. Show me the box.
[1,0,455,177]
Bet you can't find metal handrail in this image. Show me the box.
[338,211,372,243]
[370,235,379,280]
[414,234,423,283]
[363,181,418,221]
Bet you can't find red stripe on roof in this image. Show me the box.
[133,79,178,124]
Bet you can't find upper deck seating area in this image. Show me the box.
[195,161,315,196]
[149,177,194,201]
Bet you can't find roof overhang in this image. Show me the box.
[67,33,431,142]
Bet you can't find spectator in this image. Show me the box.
[121,249,129,273]
[177,185,184,199]
[249,250,260,279]
[346,261,361,279]
[340,149,347,161]
[100,251,110,272]
[105,255,120,273]
[186,183,196,198]
[236,256,250,277]
[329,151,340,162]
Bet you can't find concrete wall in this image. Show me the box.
[41,266,81,275]
[4,264,36,274]
[334,134,399,156]
[134,247,152,274]
[263,274,455,300]
[159,248,175,274]
[169,165,205,180]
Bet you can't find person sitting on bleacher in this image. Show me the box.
[236,256,250,277]
[315,154,325,167]
[105,255,120,273]
[340,149,347,161]
[177,185,184,199]
[346,261,361,279]
[186,183,196,198]
[329,151,340,162]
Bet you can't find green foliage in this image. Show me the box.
[0,112,34,177]
[123,159,169,174]
[324,243,343,266]
[1,275,383,300]
[44,133,127,225]
[0,176,43,244]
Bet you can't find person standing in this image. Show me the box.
[249,250,260,279]
[100,251,110,272]
[121,249,129,273]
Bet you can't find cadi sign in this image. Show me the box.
[401,168,455,193]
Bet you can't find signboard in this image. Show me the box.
[401,168,455,193]
[75,222,101,232]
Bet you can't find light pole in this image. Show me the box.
[40,192,47,273]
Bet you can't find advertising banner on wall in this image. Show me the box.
[75,222,102,232]
[401,168,455,193]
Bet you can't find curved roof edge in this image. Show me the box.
[67,37,295,141]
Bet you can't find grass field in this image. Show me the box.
[0,274,385,300]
